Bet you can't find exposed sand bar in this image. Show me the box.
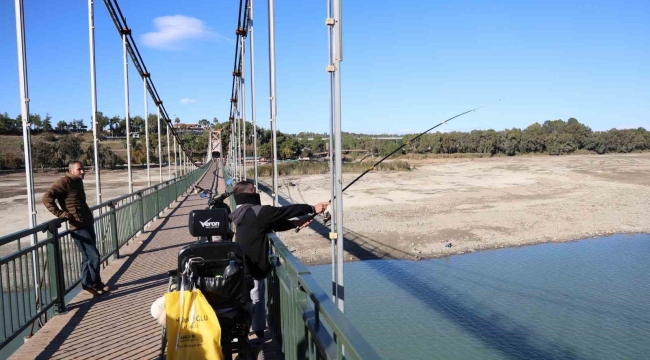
[262,153,650,264]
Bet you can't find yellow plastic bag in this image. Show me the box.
[165,289,223,360]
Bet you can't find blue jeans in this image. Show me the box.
[250,279,266,332]
[71,226,102,287]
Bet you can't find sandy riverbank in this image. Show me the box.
[0,167,177,238]
[259,153,650,264]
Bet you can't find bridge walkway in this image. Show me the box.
[9,164,277,359]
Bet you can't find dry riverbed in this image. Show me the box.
[259,153,650,264]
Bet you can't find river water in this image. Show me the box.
[309,234,650,359]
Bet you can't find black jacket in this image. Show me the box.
[229,194,314,279]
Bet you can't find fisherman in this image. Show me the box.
[42,161,111,296]
[229,180,328,338]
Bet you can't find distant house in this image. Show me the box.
[173,123,205,135]
[244,156,263,165]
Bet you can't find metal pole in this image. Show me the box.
[157,107,163,182]
[144,78,151,187]
[234,103,240,180]
[241,36,247,181]
[332,0,344,312]
[166,120,171,179]
[14,0,40,300]
[268,0,279,206]
[174,136,178,177]
[237,96,242,181]
[233,110,237,180]
[208,130,212,162]
[231,119,236,179]
[326,0,337,304]
[249,0,259,191]
[88,0,102,206]
[122,31,133,193]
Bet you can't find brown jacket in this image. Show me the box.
[42,173,94,230]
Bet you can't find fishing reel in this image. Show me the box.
[321,211,332,225]
[294,207,332,233]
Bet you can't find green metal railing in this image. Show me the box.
[0,162,211,349]
[222,166,379,359]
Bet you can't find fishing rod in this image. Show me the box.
[295,101,498,232]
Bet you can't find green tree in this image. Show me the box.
[521,123,546,153]
[32,140,60,168]
[0,112,19,134]
[42,113,53,132]
[29,114,42,130]
[94,111,110,131]
[57,134,83,163]
[132,115,145,134]
[56,120,67,132]
[109,116,121,136]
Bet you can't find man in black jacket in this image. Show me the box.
[229,180,327,338]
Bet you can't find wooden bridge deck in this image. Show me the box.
[9,164,278,359]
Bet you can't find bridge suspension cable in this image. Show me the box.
[102,0,199,172]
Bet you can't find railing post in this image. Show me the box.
[138,191,145,234]
[109,201,119,259]
[47,221,66,314]
[154,185,160,220]
[295,285,309,360]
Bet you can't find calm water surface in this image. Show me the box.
[309,234,650,360]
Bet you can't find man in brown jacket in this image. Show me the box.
[43,161,110,296]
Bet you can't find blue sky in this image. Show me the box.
[1,0,648,135]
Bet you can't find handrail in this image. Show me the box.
[268,233,379,359]
[0,160,212,350]
[0,219,61,248]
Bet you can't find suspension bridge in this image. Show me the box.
[0,0,375,359]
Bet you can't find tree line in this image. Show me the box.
[0,133,124,170]
[395,118,650,156]
[0,111,178,136]
[218,118,649,160]
[3,113,648,170]
[0,110,215,170]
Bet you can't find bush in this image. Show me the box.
[42,133,57,142]
[1,152,22,170]
[248,160,411,177]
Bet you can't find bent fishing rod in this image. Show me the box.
[295,101,498,232]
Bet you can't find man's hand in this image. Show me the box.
[313,201,329,214]
[62,212,80,222]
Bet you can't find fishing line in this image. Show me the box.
[295,100,500,232]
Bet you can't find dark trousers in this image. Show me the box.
[250,278,266,332]
[71,226,102,287]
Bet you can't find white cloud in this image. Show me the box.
[141,15,225,50]
[179,98,197,105]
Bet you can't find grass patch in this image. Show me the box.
[397,152,500,160]
[248,160,412,177]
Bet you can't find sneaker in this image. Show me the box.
[82,285,103,296]
[254,330,265,339]
[93,282,113,292]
